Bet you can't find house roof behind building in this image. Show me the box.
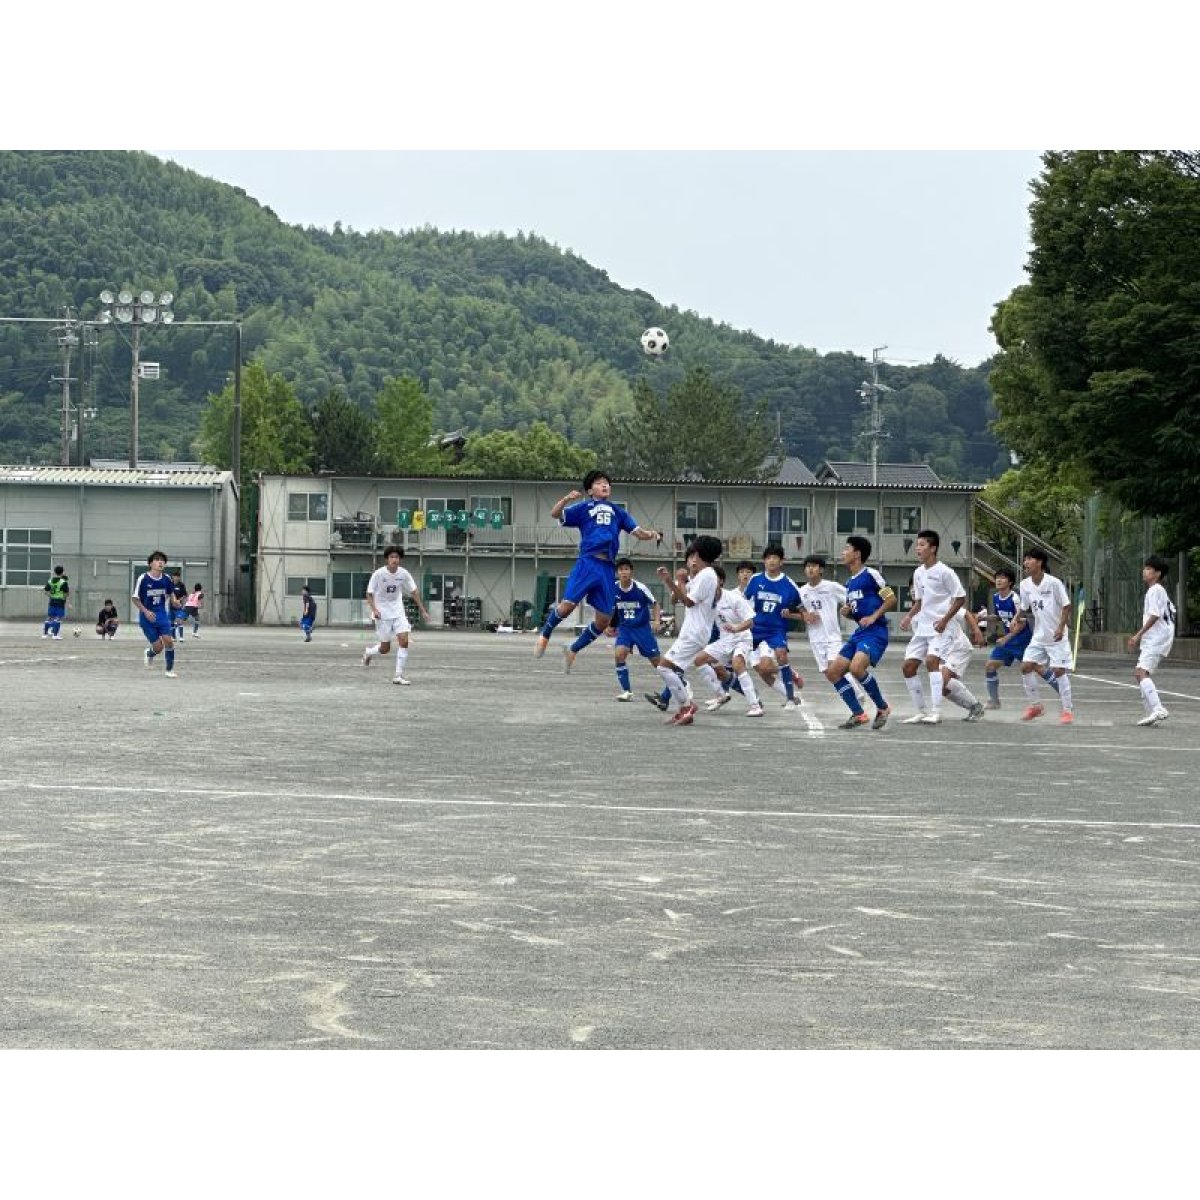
[0,464,233,487]
[816,461,945,486]
[760,454,819,484]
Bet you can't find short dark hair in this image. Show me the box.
[615,557,633,570]
[582,469,611,491]
[846,535,872,561]
[916,528,940,548]
[763,543,785,560]
[994,568,1015,585]
[53,564,64,574]
[384,545,405,559]
[713,563,727,584]
[736,560,756,573]
[1023,547,1048,567]
[1144,555,1169,578]
[147,550,167,564]
[803,555,826,569]
[687,534,723,565]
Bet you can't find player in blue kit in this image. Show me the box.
[133,549,180,678]
[603,558,663,700]
[825,535,895,729]
[534,470,661,660]
[984,567,1059,709]
[743,544,804,709]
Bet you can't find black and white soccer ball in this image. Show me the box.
[640,327,669,357]
[73,626,81,638]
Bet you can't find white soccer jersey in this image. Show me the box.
[912,561,965,636]
[679,566,719,640]
[1142,582,1176,651]
[711,587,755,659]
[367,565,417,618]
[798,580,846,641]
[1018,572,1070,644]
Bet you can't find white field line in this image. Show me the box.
[1073,672,1200,704]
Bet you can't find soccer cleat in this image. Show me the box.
[362,649,372,667]
[562,647,576,674]
[964,702,986,723]
[615,691,633,702]
[40,632,49,639]
[745,703,765,717]
[1137,707,1169,726]
[392,675,412,686]
[144,648,154,667]
[839,712,870,730]
[52,634,62,640]
[704,693,732,712]
[872,707,891,730]
[533,635,549,658]
[1021,703,1045,721]
[919,712,942,725]
[782,699,799,711]
[984,699,1001,710]
[902,711,929,724]
[1058,710,1075,725]
[644,692,669,712]
[191,631,200,638]
[670,703,697,726]
[164,670,178,678]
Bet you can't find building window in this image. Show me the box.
[2,528,53,586]
[332,571,373,600]
[883,505,922,535]
[379,496,421,526]
[469,495,512,524]
[767,505,809,536]
[836,507,876,535]
[676,501,719,530]
[288,492,329,522]
[286,577,327,597]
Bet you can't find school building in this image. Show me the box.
[254,462,984,629]
[0,464,240,626]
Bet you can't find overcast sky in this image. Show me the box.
[149,149,1042,368]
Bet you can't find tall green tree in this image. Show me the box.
[198,360,315,529]
[597,365,771,479]
[374,376,445,475]
[990,151,1200,544]
[456,422,597,480]
[312,389,376,474]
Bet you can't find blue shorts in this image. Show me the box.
[47,602,66,619]
[839,623,889,667]
[988,639,1030,668]
[615,624,660,659]
[300,616,315,633]
[139,612,174,643]
[563,555,617,615]
[751,628,790,652]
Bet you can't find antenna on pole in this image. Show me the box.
[857,345,892,486]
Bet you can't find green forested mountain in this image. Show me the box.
[0,150,1007,480]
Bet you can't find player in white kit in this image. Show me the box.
[361,545,432,685]
[797,556,867,706]
[898,530,974,724]
[1128,554,1176,726]
[655,535,722,726]
[693,563,764,717]
[1015,547,1075,724]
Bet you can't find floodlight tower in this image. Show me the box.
[98,287,174,467]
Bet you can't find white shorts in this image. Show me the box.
[1137,637,1173,673]
[806,633,840,673]
[938,632,973,679]
[904,632,937,663]
[376,611,412,641]
[664,631,712,669]
[705,633,753,667]
[1023,639,1074,672]
[750,640,782,668]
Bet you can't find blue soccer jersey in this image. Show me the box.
[844,566,891,625]
[613,580,655,629]
[993,590,1030,646]
[744,571,801,644]
[134,571,175,635]
[561,498,639,563]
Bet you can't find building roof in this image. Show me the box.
[760,454,819,484]
[816,461,945,486]
[0,465,233,487]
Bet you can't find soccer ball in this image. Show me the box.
[73,626,81,638]
[640,327,669,357]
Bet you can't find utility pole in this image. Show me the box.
[857,345,893,485]
[51,310,79,466]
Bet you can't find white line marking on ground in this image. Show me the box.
[1074,673,1200,704]
[18,780,1200,831]
[855,907,930,921]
